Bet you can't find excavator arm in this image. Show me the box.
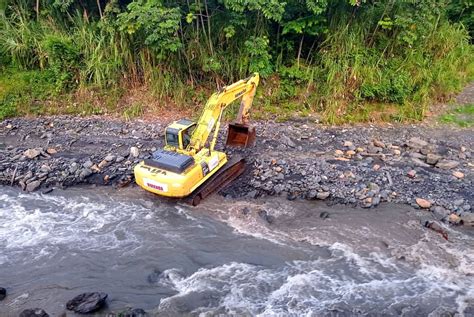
[188,73,260,153]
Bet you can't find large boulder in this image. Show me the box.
[66,292,108,314]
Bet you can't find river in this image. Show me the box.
[0,186,473,316]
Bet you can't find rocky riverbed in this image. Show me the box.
[1,94,473,229]
[1,118,473,220]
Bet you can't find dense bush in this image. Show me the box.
[0,0,472,122]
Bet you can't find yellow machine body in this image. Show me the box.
[134,73,259,198]
[134,149,227,198]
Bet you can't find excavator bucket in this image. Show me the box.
[226,123,256,147]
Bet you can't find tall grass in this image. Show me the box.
[304,17,473,123]
[0,0,472,122]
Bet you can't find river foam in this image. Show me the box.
[156,247,473,316]
[183,196,474,316]
[1,187,472,316]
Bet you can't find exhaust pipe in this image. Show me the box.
[226,123,256,147]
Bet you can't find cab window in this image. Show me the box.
[182,126,195,149]
[166,131,179,147]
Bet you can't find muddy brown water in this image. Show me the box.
[0,186,473,316]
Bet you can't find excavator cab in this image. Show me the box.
[226,123,256,147]
[165,119,196,150]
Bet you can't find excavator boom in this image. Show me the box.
[189,73,259,151]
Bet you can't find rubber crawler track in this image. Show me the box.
[184,155,246,206]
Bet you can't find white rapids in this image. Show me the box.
[0,186,473,316]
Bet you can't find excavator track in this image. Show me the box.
[184,156,246,206]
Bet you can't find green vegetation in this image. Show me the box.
[439,103,474,127]
[0,0,473,122]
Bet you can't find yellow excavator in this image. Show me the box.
[134,73,260,205]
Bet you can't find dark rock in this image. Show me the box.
[0,287,5,300]
[422,220,449,240]
[115,174,132,188]
[66,292,108,314]
[19,308,49,317]
[147,269,162,284]
[123,308,148,317]
[258,210,274,224]
[41,188,53,194]
[320,211,330,219]
[286,192,297,201]
[241,207,250,215]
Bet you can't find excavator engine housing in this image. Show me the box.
[226,123,256,147]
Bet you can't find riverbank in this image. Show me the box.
[0,117,472,213]
[0,86,473,227]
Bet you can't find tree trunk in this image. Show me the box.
[97,0,103,19]
[297,35,304,68]
[35,0,40,20]
[203,0,213,55]
[305,38,317,65]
